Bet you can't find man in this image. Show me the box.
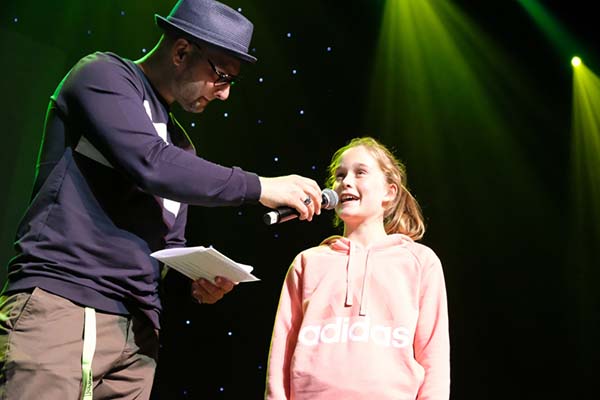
[0,0,322,398]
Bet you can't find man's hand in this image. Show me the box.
[191,276,235,304]
[258,175,322,221]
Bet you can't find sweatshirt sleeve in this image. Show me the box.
[59,54,261,206]
[414,252,451,400]
[265,256,304,400]
[164,204,188,249]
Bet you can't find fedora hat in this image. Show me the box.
[155,0,257,63]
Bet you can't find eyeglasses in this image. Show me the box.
[205,58,239,86]
[191,42,239,86]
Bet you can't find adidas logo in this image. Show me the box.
[298,317,411,348]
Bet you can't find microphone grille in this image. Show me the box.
[321,188,339,210]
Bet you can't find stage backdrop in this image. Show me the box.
[1,1,598,399]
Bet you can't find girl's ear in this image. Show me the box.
[383,183,398,203]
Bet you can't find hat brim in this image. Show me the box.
[155,15,257,63]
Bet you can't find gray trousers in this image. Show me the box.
[0,287,159,399]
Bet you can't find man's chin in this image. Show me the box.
[184,102,206,113]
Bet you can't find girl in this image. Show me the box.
[265,137,450,399]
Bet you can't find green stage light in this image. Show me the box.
[519,0,581,59]
[572,56,582,67]
[570,62,600,243]
[365,0,550,245]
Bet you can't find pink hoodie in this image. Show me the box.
[265,234,450,400]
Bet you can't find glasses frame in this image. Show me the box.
[192,42,239,86]
[205,58,238,86]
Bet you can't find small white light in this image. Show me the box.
[274,156,279,162]
[190,122,195,128]
[224,112,229,118]
[142,48,147,53]
[299,110,304,115]
[185,320,191,325]
[120,10,125,16]
[286,32,292,38]
[292,69,297,75]
[258,77,264,83]
[13,17,19,23]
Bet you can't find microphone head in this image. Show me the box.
[321,188,339,210]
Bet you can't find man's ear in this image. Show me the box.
[172,38,192,67]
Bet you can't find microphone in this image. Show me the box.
[263,188,339,225]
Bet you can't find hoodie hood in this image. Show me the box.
[319,234,414,316]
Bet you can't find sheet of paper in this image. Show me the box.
[150,246,259,283]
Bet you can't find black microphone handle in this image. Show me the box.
[276,207,299,223]
[262,189,339,225]
[263,207,299,225]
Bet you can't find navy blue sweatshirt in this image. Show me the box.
[5,52,261,328]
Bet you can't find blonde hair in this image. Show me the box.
[325,137,425,240]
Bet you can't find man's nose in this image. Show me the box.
[214,84,231,101]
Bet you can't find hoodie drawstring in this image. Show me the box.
[324,234,412,318]
[359,250,371,316]
[344,242,371,316]
[344,242,354,307]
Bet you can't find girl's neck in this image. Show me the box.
[343,219,388,248]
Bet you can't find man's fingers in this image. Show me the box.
[298,176,322,216]
[191,277,235,304]
[293,196,310,221]
[214,276,235,292]
[258,175,324,221]
[288,175,321,221]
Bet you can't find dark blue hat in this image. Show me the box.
[155,0,257,63]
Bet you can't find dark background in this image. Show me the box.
[1,1,598,399]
